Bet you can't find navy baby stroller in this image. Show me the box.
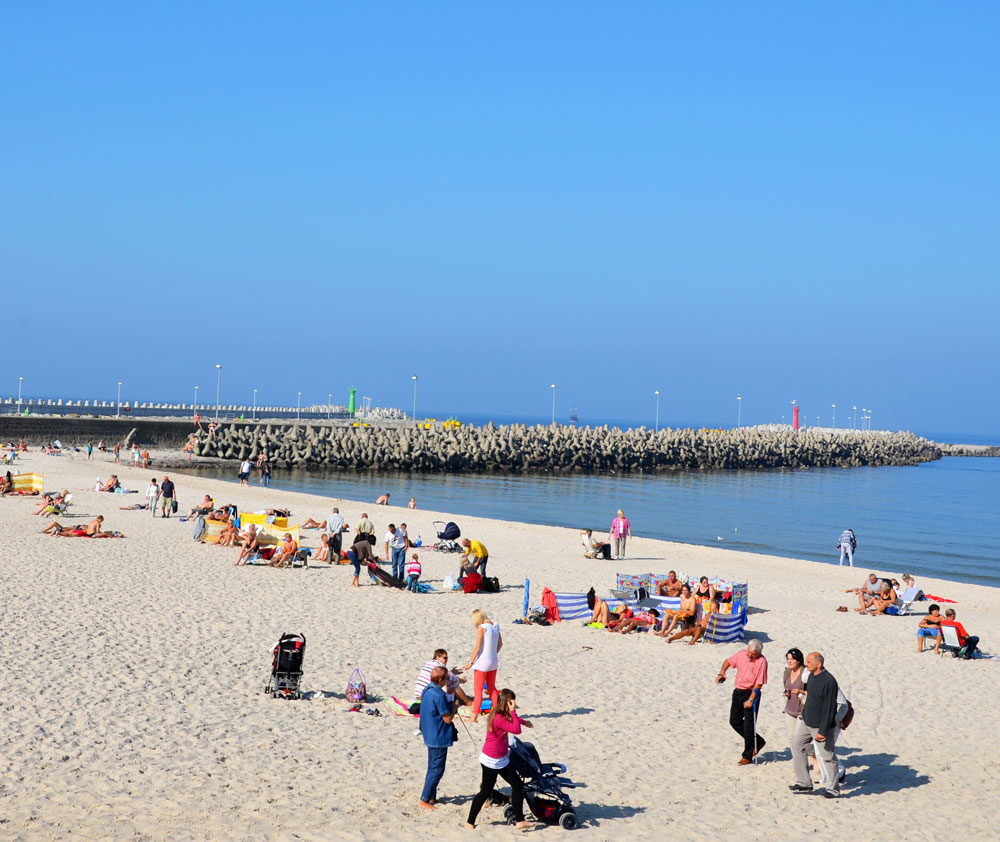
[432,520,462,553]
[265,633,306,699]
[505,737,580,829]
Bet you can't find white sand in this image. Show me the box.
[2,450,998,841]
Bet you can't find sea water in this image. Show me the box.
[183,456,1000,588]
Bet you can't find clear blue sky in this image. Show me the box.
[3,2,997,436]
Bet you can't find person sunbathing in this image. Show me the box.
[100,476,120,493]
[614,608,660,634]
[235,525,259,566]
[217,521,241,548]
[589,598,618,625]
[32,494,56,515]
[301,516,327,529]
[657,571,684,597]
[667,597,720,644]
[269,533,298,567]
[42,521,81,536]
[655,584,697,637]
[868,584,899,615]
[186,495,214,519]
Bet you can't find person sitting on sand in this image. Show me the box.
[405,553,422,591]
[0,471,13,495]
[657,570,684,597]
[846,573,883,611]
[375,492,390,505]
[269,533,298,567]
[186,495,214,519]
[235,525,259,566]
[614,608,660,634]
[31,493,56,515]
[411,649,472,712]
[656,584,698,638]
[668,596,720,644]
[312,533,330,563]
[868,583,899,615]
[216,520,241,548]
[100,476,120,493]
[694,576,716,602]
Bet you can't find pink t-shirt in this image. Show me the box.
[727,650,768,690]
[610,516,630,538]
[482,711,523,760]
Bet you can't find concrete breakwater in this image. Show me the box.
[192,423,941,472]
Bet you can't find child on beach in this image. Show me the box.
[465,688,534,830]
[406,553,422,591]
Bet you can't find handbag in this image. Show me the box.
[171,500,179,513]
[345,667,367,703]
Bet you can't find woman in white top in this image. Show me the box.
[462,609,502,723]
[145,479,159,518]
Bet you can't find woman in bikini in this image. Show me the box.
[695,576,716,601]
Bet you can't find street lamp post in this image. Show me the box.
[852,405,858,431]
[17,376,23,416]
[654,390,660,433]
[215,364,222,420]
[411,376,418,427]
[736,394,742,429]
[116,382,122,418]
[194,385,199,418]
[297,392,301,421]
[253,389,257,422]
[328,393,332,421]
[550,384,557,425]
[832,403,837,431]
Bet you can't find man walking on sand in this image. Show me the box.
[324,507,345,559]
[716,639,767,766]
[418,666,456,810]
[159,475,175,519]
[789,652,841,798]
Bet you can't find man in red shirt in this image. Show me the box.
[716,640,768,765]
[939,609,980,658]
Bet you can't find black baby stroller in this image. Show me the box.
[264,632,306,699]
[505,737,580,829]
[432,520,462,552]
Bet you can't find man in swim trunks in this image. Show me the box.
[657,571,684,597]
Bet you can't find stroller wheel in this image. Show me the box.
[503,805,514,821]
[559,812,578,830]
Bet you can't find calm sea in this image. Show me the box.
[184,456,1000,588]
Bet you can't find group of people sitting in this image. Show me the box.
[845,572,919,615]
[586,572,726,644]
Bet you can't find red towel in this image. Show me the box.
[541,587,560,623]
[923,594,958,603]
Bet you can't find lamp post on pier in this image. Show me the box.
[328,393,332,421]
[654,390,660,432]
[17,376,23,416]
[253,389,257,421]
[215,364,222,420]
[116,382,122,418]
[736,394,742,429]
[194,385,199,418]
[411,375,418,427]
[550,384,557,425]
[832,403,837,431]
[297,392,301,421]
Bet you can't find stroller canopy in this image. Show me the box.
[438,522,461,540]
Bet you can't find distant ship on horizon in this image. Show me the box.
[569,407,579,424]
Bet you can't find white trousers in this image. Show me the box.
[838,543,854,567]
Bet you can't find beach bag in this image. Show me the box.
[482,576,500,593]
[172,499,178,514]
[840,700,855,730]
[463,572,482,594]
[345,668,366,703]
[633,587,649,603]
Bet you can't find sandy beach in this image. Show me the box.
[3,449,998,841]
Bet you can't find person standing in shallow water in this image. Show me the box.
[610,509,631,560]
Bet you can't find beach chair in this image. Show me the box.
[891,586,920,616]
[939,624,962,656]
[581,532,595,558]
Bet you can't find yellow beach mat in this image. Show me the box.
[256,524,300,546]
[240,513,289,529]
[12,473,44,492]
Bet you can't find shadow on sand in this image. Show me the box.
[528,707,595,719]
[838,749,930,796]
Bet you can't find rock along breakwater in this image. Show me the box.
[192,424,942,473]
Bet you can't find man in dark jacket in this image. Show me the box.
[789,652,841,798]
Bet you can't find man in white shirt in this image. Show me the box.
[324,507,345,558]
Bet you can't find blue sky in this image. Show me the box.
[3,2,997,436]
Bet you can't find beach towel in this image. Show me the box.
[541,587,561,623]
[923,594,958,603]
[383,696,417,716]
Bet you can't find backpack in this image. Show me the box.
[633,587,649,603]
[345,668,367,703]
[482,576,500,593]
[839,700,855,730]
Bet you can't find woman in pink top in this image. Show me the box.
[610,509,631,560]
[465,689,534,829]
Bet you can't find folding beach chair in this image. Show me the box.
[939,624,962,656]
[891,586,920,616]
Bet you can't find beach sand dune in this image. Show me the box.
[2,451,998,840]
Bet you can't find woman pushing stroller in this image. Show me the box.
[465,688,536,830]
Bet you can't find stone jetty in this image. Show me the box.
[191,424,942,472]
